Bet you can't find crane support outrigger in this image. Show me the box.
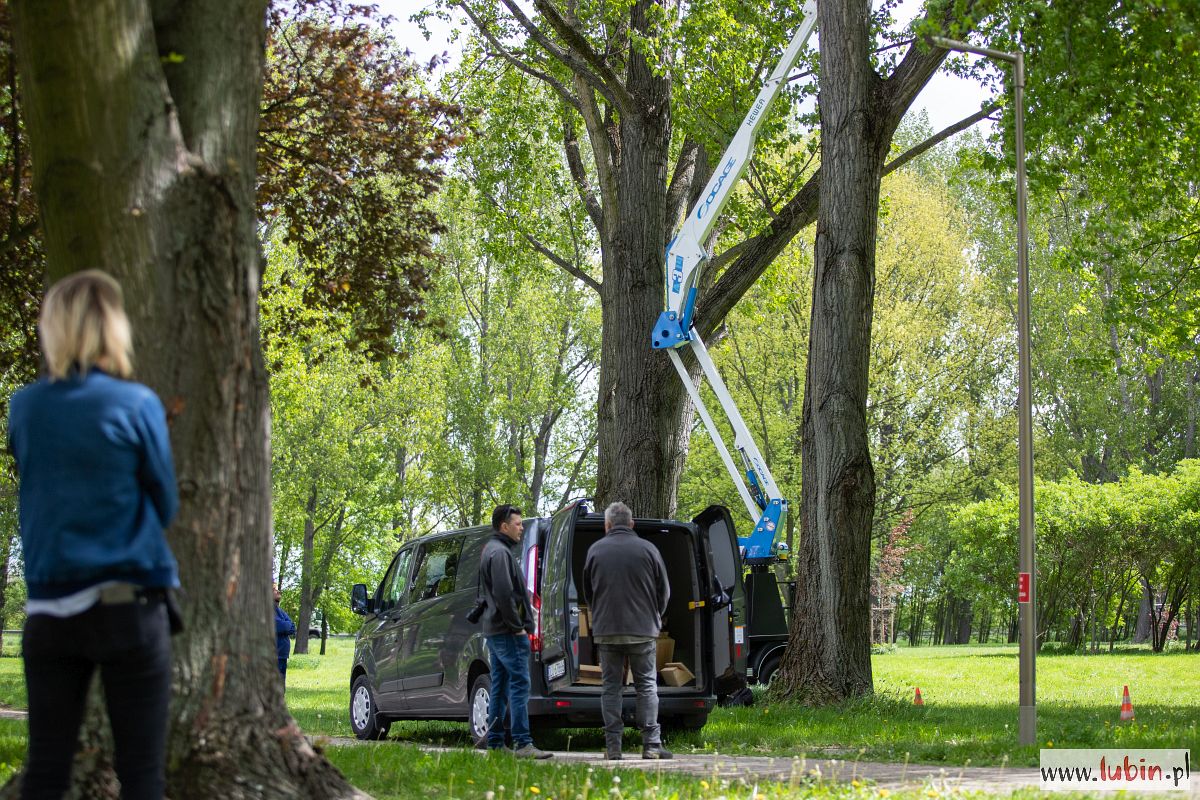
[651,0,818,564]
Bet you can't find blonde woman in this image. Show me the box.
[7,270,178,800]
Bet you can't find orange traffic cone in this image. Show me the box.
[914,687,924,706]
[1119,685,1135,721]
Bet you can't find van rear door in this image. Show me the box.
[535,502,585,690]
[693,505,747,684]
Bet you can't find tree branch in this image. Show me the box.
[456,2,583,115]
[478,185,602,292]
[522,230,602,293]
[558,429,599,510]
[531,0,635,114]
[575,75,618,214]
[664,136,700,236]
[562,113,604,233]
[0,220,39,257]
[494,0,629,112]
[883,102,999,174]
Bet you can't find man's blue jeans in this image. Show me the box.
[486,633,532,748]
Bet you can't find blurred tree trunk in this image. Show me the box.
[7,0,365,796]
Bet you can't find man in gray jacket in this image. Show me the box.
[582,501,673,760]
[478,504,552,759]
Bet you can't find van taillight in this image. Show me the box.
[525,545,542,652]
[530,593,542,651]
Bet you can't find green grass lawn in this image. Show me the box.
[1,637,1196,797]
[322,743,965,800]
[283,639,1200,768]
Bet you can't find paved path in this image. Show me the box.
[5,707,1192,796]
[310,737,1054,794]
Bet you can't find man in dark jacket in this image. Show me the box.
[274,585,295,681]
[582,502,672,760]
[478,504,552,759]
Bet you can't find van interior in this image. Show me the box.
[566,518,704,690]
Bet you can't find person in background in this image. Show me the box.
[478,504,552,759]
[582,501,672,761]
[275,585,296,681]
[7,270,179,800]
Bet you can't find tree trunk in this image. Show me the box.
[776,0,884,704]
[0,531,11,656]
[931,593,946,645]
[594,3,688,518]
[294,483,318,655]
[8,1,364,796]
[954,598,973,644]
[907,595,926,645]
[1185,597,1195,652]
[1135,579,1153,643]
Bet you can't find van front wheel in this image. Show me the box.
[469,674,492,747]
[350,675,390,740]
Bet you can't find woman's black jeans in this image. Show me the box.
[21,594,172,800]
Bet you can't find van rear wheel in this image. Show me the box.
[664,713,707,732]
[757,653,782,687]
[469,674,492,747]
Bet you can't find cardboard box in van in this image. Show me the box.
[577,663,634,685]
[659,662,695,687]
[655,633,674,670]
[577,664,603,685]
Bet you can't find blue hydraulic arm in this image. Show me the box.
[650,0,818,562]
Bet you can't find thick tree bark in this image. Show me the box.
[8,1,365,797]
[593,0,688,517]
[776,0,882,704]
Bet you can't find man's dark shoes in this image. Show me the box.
[606,747,623,760]
[513,744,553,759]
[642,743,673,760]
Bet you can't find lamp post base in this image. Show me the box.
[1019,705,1037,745]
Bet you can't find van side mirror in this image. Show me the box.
[351,583,371,615]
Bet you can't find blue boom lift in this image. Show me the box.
[650,0,819,684]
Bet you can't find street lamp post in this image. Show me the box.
[928,36,1037,747]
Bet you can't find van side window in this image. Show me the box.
[409,537,464,602]
[381,549,414,612]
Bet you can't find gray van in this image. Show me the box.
[347,500,748,744]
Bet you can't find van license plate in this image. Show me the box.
[547,659,566,681]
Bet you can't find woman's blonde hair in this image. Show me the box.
[39,270,134,380]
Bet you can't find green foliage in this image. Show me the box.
[259,6,466,358]
[263,169,601,618]
[970,1,1200,359]
[945,462,1200,650]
